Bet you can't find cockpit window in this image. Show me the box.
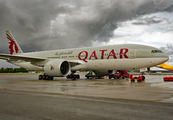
[151,50,163,53]
[158,50,163,53]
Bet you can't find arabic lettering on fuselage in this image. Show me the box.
[55,51,73,56]
[78,48,129,62]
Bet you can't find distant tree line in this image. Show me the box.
[0,67,29,73]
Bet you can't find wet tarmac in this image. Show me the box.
[0,73,173,103]
[1,73,173,119]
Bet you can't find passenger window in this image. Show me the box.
[69,56,74,58]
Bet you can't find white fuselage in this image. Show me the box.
[8,44,169,71]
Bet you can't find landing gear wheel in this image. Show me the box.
[66,74,80,80]
[142,76,145,81]
[77,74,80,79]
[38,75,43,80]
[43,75,46,80]
[46,75,50,80]
[50,76,54,80]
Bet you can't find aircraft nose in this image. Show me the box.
[162,54,169,63]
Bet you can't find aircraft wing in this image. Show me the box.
[0,53,47,62]
[0,53,82,67]
[0,57,9,60]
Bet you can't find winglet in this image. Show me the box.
[6,30,23,55]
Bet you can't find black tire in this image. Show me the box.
[77,75,80,79]
[66,75,70,79]
[109,76,112,79]
[43,75,46,80]
[69,75,72,79]
[38,75,43,80]
[50,76,54,80]
[72,76,76,80]
[46,75,50,80]
[142,76,145,81]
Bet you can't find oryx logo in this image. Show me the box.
[6,34,19,55]
[50,65,54,71]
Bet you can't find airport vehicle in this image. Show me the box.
[0,30,169,80]
[158,63,173,71]
[109,70,129,79]
[163,76,173,81]
[130,74,143,82]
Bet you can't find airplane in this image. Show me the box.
[0,30,169,80]
[158,63,173,71]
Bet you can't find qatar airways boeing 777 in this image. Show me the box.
[0,30,169,80]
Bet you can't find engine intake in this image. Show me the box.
[44,60,70,77]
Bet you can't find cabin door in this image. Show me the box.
[129,49,136,59]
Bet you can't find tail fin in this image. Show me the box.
[6,30,23,55]
[158,63,168,68]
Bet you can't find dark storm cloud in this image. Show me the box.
[1,0,173,53]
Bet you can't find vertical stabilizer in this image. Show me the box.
[6,30,23,55]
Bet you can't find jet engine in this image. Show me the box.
[44,60,70,77]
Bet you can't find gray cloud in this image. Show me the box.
[1,0,173,53]
[160,44,173,55]
[132,16,164,25]
[160,44,173,62]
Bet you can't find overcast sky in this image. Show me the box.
[1,0,173,68]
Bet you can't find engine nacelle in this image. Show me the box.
[44,60,70,77]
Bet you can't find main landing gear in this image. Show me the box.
[38,73,54,80]
[66,71,80,79]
